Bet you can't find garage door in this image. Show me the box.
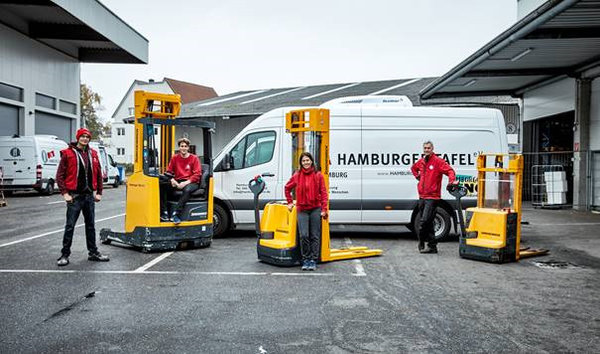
[35,111,73,142]
[0,103,19,136]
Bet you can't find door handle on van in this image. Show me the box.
[15,170,23,173]
[261,172,275,177]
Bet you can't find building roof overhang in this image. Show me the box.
[0,0,148,63]
[420,0,600,100]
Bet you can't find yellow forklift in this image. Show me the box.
[100,91,215,252]
[249,108,382,266]
[459,153,548,263]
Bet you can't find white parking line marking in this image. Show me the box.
[47,200,65,205]
[0,269,337,276]
[134,252,174,273]
[0,213,125,248]
[528,222,600,226]
[344,237,367,277]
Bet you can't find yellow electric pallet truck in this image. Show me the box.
[249,108,382,266]
[459,153,548,263]
[100,91,215,252]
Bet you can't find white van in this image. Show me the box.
[89,142,121,188]
[211,96,508,239]
[0,135,68,195]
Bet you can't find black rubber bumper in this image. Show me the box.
[100,224,212,252]
[256,242,301,267]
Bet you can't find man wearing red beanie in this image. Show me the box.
[55,128,109,266]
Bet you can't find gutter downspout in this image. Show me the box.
[420,0,579,100]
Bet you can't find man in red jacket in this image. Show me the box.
[410,141,457,254]
[55,128,109,266]
[160,138,202,224]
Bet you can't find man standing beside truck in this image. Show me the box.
[55,128,109,266]
[411,140,457,254]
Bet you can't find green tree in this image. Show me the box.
[80,83,110,139]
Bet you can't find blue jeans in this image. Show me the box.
[61,194,98,257]
[297,207,321,261]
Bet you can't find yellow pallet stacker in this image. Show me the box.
[460,153,548,263]
[249,108,382,266]
[100,91,215,252]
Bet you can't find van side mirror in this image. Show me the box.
[222,153,232,171]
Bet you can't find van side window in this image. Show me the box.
[228,131,276,170]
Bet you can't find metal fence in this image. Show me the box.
[522,151,574,204]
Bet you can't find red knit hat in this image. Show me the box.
[76,128,92,140]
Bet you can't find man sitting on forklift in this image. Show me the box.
[160,137,202,223]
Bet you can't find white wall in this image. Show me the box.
[110,81,173,164]
[523,77,575,122]
[0,22,79,137]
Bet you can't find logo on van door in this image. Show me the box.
[10,147,20,158]
[336,152,476,166]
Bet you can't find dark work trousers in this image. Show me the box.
[61,194,98,257]
[297,207,322,262]
[418,199,438,250]
[159,181,199,217]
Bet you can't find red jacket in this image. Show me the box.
[56,144,102,195]
[285,169,328,212]
[411,153,456,199]
[167,153,201,184]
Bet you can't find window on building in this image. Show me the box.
[35,93,56,109]
[117,128,125,136]
[128,107,134,116]
[59,100,77,114]
[154,127,158,135]
[117,148,125,155]
[0,82,23,102]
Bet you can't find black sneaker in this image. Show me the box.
[160,212,169,222]
[420,247,437,254]
[57,256,69,266]
[88,253,110,262]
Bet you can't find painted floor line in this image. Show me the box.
[345,237,367,277]
[0,213,126,249]
[134,251,174,273]
[46,200,65,205]
[0,269,338,276]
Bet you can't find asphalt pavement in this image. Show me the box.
[0,187,599,353]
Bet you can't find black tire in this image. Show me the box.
[113,176,120,188]
[101,239,112,245]
[213,203,230,238]
[43,180,55,195]
[412,206,452,242]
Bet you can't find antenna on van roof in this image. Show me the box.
[320,95,413,107]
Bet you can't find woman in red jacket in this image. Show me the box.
[285,152,328,271]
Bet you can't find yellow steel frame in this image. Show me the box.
[124,90,213,232]
[465,153,523,258]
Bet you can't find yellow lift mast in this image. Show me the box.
[252,108,382,266]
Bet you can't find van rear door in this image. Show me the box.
[0,138,36,185]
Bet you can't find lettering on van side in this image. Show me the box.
[336,152,476,166]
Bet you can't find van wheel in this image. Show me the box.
[113,176,120,188]
[43,180,55,195]
[412,207,452,242]
[213,203,230,238]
